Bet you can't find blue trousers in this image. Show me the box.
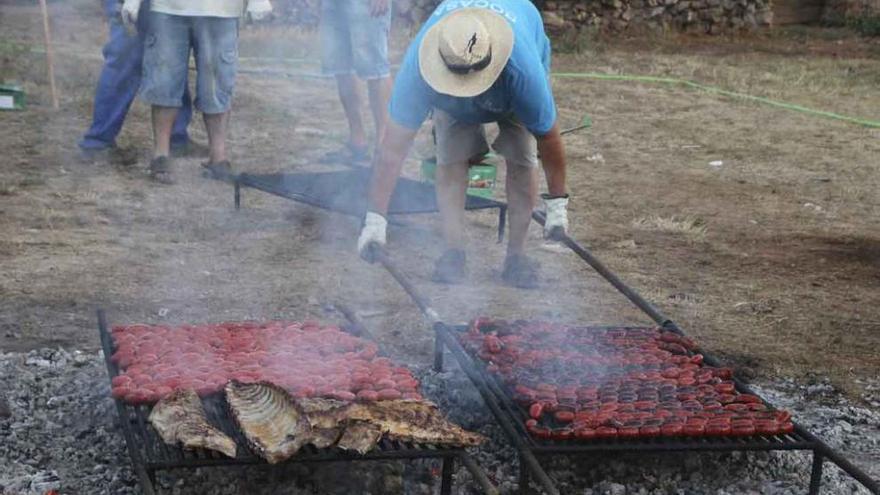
[78,0,192,150]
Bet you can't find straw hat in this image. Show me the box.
[418,8,514,98]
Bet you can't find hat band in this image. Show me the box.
[440,47,493,75]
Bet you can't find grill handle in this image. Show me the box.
[372,248,441,325]
[532,210,673,328]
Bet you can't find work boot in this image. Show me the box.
[501,254,540,289]
[432,249,466,285]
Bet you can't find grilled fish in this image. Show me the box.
[346,400,486,447]
[225,381,311,463]
[148,389,236,458]
[336,419,383,454]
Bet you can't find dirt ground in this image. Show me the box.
[1,1,878,400]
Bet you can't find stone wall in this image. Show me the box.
[272,0,773,33]
[540,0,773,33]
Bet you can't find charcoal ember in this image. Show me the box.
[0,394,10,419]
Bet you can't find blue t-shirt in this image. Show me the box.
[389,0,556,135]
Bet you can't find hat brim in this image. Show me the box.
[418,8,514,98]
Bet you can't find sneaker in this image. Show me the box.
[149,156,174,184]
[431,249,467,285]
[501,254,540,289]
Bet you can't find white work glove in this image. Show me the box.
[120,0,143,34]
[357,211,387,262]
[541,194,569,240]
[246,0,273,22]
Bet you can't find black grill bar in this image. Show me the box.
[370,249,448,371]
[434,325,561,495]
[372,249,440,325]
[99,309,157,495]
[97,310,497,495]
[230,170,509,243]
[532,210,672,328]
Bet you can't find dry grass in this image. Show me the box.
[0,3,878,400]
[631,215,708,240]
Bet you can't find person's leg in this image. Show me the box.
[192,16,239,167]
[505,162,539,256]
[436,160,470,251]
[170,78,194,148]
[495,118,540,255]
[349,0,392,149]
[141,12,191,182]
[320,0,367,154]
[431,111,489,283]
[151,106,179,158]
[366,77,391,148]
[434,111,488,249]
[78,0,148,150]
[432,159,470,283]
[203,112,230,164]
[495,117,541,288]
[141,12,189,159]
[335,73,368,151]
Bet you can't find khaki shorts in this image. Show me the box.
[433,110,538,168]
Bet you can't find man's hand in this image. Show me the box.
[357,211,387,262]
[369,0,390,17]
[120,0,143,34]
[542,194,569,240]
[246,0,273,22]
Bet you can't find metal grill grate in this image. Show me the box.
[434,323,835,495]
[98,310,496,495]
[442,325,817,453]
[230,169,508,242]
[359,207,879,495]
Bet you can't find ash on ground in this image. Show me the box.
[1,349,877,495]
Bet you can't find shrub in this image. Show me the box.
[848,15,880,36]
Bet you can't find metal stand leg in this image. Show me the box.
[440,456,455,495]
[518,454,531,495]
[459,453,499,495]
[141,468,157,495]
[433,332,444,372]
[234,180,241,210]
[809,452,824,495]
[497,206,507,243]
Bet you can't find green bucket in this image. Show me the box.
[420,155,497,198]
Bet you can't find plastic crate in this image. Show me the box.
[0,84,25,111]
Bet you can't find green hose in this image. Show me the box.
[552,72,880,129]
[6,37,878,129]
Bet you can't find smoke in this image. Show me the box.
[0,0,630,369]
